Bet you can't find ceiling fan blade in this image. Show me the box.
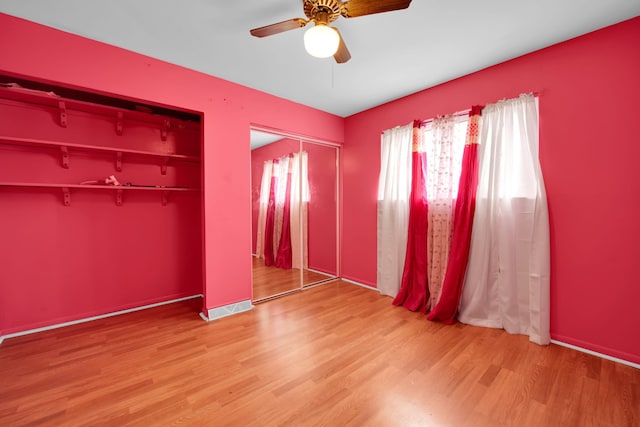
[250,18,307,37]
[341,0,412,18]
[333,28,351,64]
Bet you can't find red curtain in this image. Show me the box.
[427,106,482,323]
[263,161,278,266]
[393,121,429,312]
[275,156,293,269]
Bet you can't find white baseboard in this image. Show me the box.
[201,299,253,322]
[340,278,380,292]
[550,339,639,369]
[0,294,203,344]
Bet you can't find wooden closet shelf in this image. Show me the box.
[0,182,198,191]
[0,135,200,162]
[0,182,199,206]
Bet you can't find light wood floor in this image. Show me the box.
[1,281,638,426]
[252,256,335,301]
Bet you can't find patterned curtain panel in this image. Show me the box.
[425,115,461,310]
[427,106,482,323]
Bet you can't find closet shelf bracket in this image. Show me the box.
[161,157,169,175]
[58,101,68,128]
[162,190,169,206]
[116,189,123,206]
[161,119,170,141]
[115,151,123,172]
[116,112,124,135]
[61,146,70,169]
[62,187,71,206]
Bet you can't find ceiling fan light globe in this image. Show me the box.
[304,24,340,58]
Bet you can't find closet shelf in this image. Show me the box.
[0,135,199,174]
[0,182,197,190]
[0,84,200,132]
[0,182,199,206]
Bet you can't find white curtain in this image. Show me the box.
[255,159,272,259]
[458,94,550,345]
[377,123,413,297]
[290,151,308,270]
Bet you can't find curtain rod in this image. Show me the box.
[420,109,470,126]
[420,91,541,126]
[382,91,541,134]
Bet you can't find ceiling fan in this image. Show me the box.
[250,0,412,63]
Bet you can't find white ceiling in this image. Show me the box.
[1,1,639,117]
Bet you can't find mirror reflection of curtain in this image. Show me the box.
[255,159,271,261]
[290,151,309,270]
[256,151,308,270]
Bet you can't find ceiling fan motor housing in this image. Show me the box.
[304,0,342,23]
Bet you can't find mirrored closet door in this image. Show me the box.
[250,129,339,302]
[301,140,338,287]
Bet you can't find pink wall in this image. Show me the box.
[342,17,640,364]
[0,13,344,330]
[250,139,337,275]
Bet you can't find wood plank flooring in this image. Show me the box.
[1,281,638,426]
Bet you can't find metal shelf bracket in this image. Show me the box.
[58,101,68,128]
[116,189,123,206]
[61,146,70,169]
[161,157,169,175]
[115,151,123,172]
[116,111,124,135]
[161,119,171,141]
[62,187,71,206]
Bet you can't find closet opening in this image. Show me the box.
[0,74,205,339]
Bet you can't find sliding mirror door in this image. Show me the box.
[250,129,340,301]
[302,140,338,287]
